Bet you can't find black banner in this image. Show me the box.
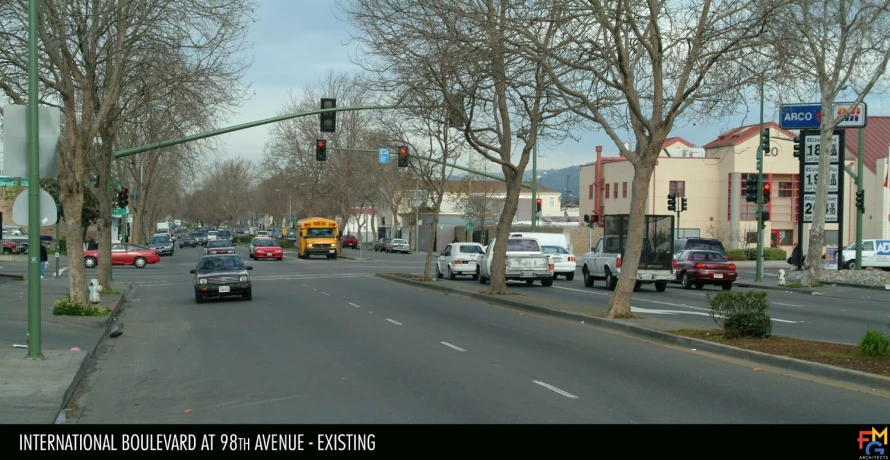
[2,424,887,457]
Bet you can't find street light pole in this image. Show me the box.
[755,79,765,282]
[531,140,538,231]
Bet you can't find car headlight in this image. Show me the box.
[275,249,282,253]
[308,243,313,247]
[199,279,207,284]
[239,275,249,282]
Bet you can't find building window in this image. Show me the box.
[676,228,701,238]
[549,196,555,207]
[730,173,759,221]
[778,182,793,197]
[622,182,627,198]
[669,181,685,197]
[605,183,610,198]
[613,183,618,199]
[770,230,793,247]
[588,184,593,199]
[824,230,838,247]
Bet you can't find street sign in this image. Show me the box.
[12,189,57,226]
[779,102,867,130]
[465,222,474,231]
[798,131,844,224]
[378,148,390,164]
[112,208,127,217]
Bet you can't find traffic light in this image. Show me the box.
[397,146,408,167]
[536,198,542,212]
[760,128,770,153]
[584,214,599,227]
[320,98,336,132]
[762,183,771,204]
[667,192,676,211]
[745,177,758,203]
[759,210,769,228]
[793,136,801,158]
[681,197,688,212]
[117,188,129,208]
[316,139,327,161]
[856,190,865,211]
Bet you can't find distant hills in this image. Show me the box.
[450,165,580,202]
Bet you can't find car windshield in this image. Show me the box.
[542,245,569,254]
[208,240,230,247]
[198,257,243,270]
[255,239,277,247]
[506,239,540,251]
[217,231,232,239]
[458,245,484,254]
[392,239,408,244]
[149,236,169,244]
[687,241,724,252]
[688,251,727,262]
[190,233,203,238]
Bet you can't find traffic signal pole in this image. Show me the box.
[755,80,765,282]
[856,127,864,269]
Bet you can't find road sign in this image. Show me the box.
[779,102,867,130]
[465,222,474,231]
[802,194,839,222]
[112,208,127,217]
[378,148,390,164]
[12,189,57,226]
[798,131,844,224]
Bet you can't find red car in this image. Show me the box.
[341,234,358,249]
[252,238,283,260]
[84,243,161,269]
[2,240,23,254]
[673,250,737,290]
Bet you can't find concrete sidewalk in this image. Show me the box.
[0,275,129,424]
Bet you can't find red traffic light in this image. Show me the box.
[536,198,542,204]
[121,188,128,194]
[399,147,407,155]
[317,140,325,148]
[763,183,770,190]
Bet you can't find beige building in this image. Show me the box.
[580,118,890,253]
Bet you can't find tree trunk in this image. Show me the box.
[60,182,88,304]
[606,161,656,319]
[96,202,113,290]
[131,199,144,245]
[486,175,522,295]
[801,120,834,286]
[423,192,446,280]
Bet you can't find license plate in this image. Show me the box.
[329,249,335,253]
[714,273,723,279]
[522,271,532,277]
[219,286,230,293]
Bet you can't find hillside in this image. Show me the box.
[450,165,581,203]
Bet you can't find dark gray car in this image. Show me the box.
[148,234,175,256]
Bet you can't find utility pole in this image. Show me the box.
[755,80,765,282]
[531,140,538,230]
[856,127,864,269]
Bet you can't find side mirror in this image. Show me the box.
[246,266,253,270]
[189,269,196,274]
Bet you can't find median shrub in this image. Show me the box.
[858,328,890,357]
[724,248,787,261]
[52,296,110,316]
[706,290,772,339]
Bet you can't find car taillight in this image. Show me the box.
[615,257,621,268]
[549,264,554,270]
[694,263,705,268]
[672,259,677,269]
[729,264,736,270]
[454,260,462,264]
[568,256,575,261]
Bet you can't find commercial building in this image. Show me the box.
[580,118,890,253]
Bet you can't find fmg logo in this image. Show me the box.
[858,427,889,459]
[838,106,862,122]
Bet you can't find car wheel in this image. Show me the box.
[436,264,443,279]
[477,267,487,284]
[278,257,283,261]
[541,277,553,287]
[195,291,204,304]
[583,266,594,288]
[84,256,97,268]
[655,282,667,292]
[605,271,617,290]
[134,257,147,268]
[565,272,575,281]
[722,282,732,291]
[447,266,456,280]
[682,272,693,289]
[2,248,11,254]
[243,289,252,301]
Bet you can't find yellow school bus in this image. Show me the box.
[296,217,340,259]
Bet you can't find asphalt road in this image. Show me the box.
[65,245,890,423]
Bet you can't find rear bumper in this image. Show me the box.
[254,251,283,258]
[155,247,174,255]
[688,271,737,283]
[624,270,674,282]
[505,270,553,279]
[195,283,251,297]
[450,262,478,274]
[552,262,577,273]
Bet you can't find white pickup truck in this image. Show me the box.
[581,235,675,292]
[477,236,554,287]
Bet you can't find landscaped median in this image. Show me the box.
[377,272,890,390]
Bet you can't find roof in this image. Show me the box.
[443,180,558,194]
[702,121,796,149]
[843,116,890,174]
[663,137,693,148]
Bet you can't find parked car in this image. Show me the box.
[252,238,283,260]
[341,234,358,249]
[2,240,24,254]
[179,236,197,248]
[148,234,175,256]
[388,238,410,254]
[673,250,737,290]
[435,242,485,280]
[190,254,253,303]
[84,243,160,269]
[205,239,236,255]
[375,238,392,252]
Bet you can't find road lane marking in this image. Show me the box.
[349,302,361,308]
[303,284,309,287]
[440,341,466,352]
[322,292,330,296]
[385,318,402,326]
[533,380,578,399]
[773,302,803,307]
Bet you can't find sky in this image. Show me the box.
[219,1,890,172]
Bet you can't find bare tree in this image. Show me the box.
[448,174,504,240]
[342,0,576,294]
[704,222,732,249]
[523,0,775,317]
[768,0,890,286]
[205,157,254,230]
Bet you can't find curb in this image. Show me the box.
[56,282,131,424]
[0,273,25,280]
[735,283,818,294]
[376,273,890,393]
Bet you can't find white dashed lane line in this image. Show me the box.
[440,342,466,352]
[349,302,361,308]
[322,292,330,296]
[385,318,402,326]
[533,380,579,399]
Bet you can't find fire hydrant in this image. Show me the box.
[89,279,102,304]
[777,269,786,287]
